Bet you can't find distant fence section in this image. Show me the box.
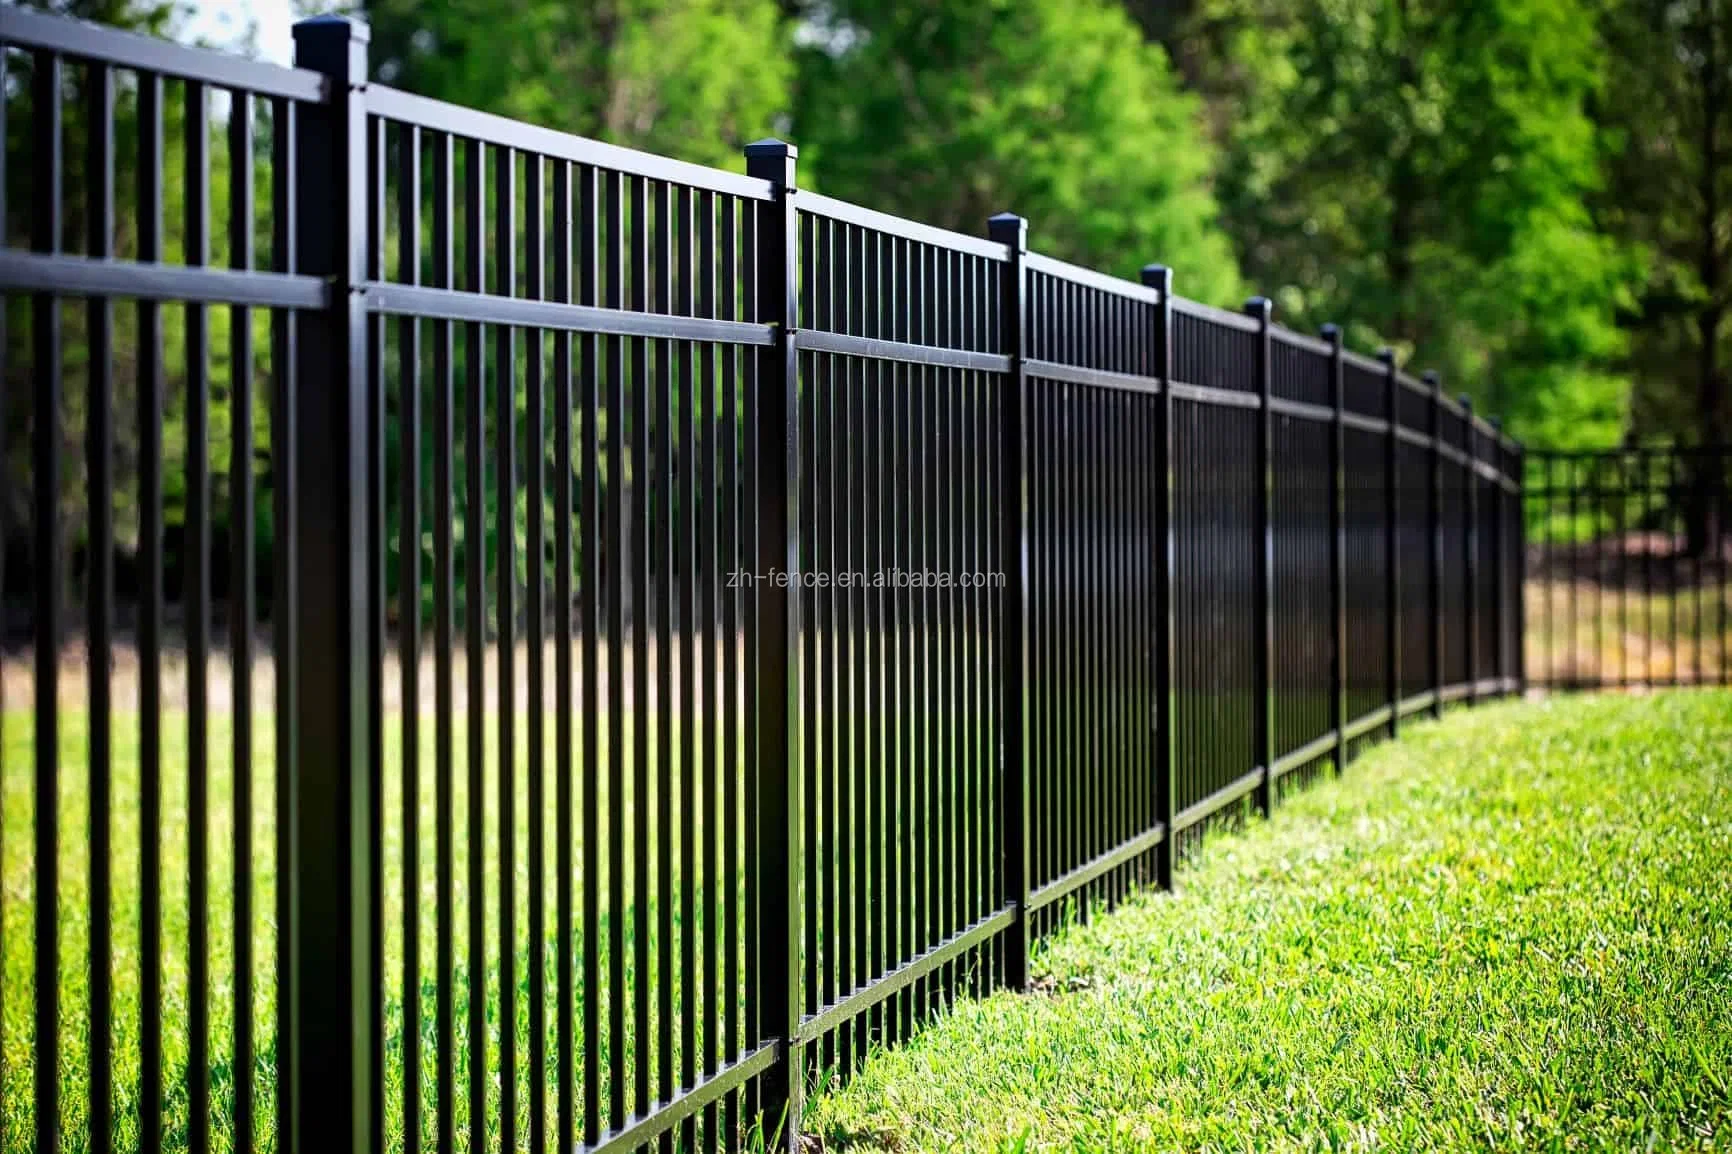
[1524,445,1730,689]
[0,9,1525,1154]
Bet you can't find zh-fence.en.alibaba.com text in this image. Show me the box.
[727,567,1008,590]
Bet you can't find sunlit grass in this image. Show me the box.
[808,690,1732,1151]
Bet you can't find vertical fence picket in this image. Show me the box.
[187,68,214,1152]
[364,108,386,1154]
[229,81,258,1154]
[140,65,168,1154]
[86,57,116,1154]
[30,45,63,1154]
[431,122,458,1154]
[396,118,424,1154]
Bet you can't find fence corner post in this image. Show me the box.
[744,136,804,1152]
[1380,348,1400,736]
[1246,295,1275,814]
[988,211,1032,986]
[288,14,374,1154]
[1462,394,1479,707]
[1143,263,1177,889]
[1425,369,1445,719]
[1322,324,1346,772]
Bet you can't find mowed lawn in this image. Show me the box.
[808,691,1732,1151]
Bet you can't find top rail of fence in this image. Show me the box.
[799,189,1011,261]
[1172,294,1262,334]
[1024,250,1163,304]
[0,4,326,101]
[1271,325,1333,357]
[1342,346,1387,377]
[365,82,776,202]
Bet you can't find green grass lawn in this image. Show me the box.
[808,690,1732,1151]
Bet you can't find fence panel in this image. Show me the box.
[0,9,1536,1154]
[1270,336,1335,768]
[1170,301,1264,829]
[1022,255,1165,937]
[357,85,787,1154]
[1473,425,1503,688]
[1526,445,1728,690]
[1505,443,1526,687]
[1438,403,1471,694]
[788,193,1011,1080]
[1345,422,1392,733]
[1396,420,1437,706]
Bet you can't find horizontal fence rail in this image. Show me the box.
[1,9,1528,1154]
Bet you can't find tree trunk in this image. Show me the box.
[1388,0,1419,344]
[1688,0,1724,557]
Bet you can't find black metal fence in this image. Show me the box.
[1524,445,1729,689]
[0,9,1525,1154]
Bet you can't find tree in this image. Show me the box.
[364,0,792,174]
[1594,0,1730,549]
[789,0,1242,302]
[1202,0,1632,446]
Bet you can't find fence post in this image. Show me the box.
[1143,264,1177,888]
[744,138,803,1151]
[1425,370,1445,718]
[288,16,374,1154]
[1247,296,1275,813]
[1463,395,1479,706]
[1322,325,1346,770]
[990,212,1032,986]
[1381,348,1400,735]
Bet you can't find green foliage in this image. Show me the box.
[791,0,1242,301]
[1592,0,1731,448]
[1204,0,1634,446]
[364,0,792,173]
[808,690,1732,1150]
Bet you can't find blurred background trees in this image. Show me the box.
[786,0,1241,301]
